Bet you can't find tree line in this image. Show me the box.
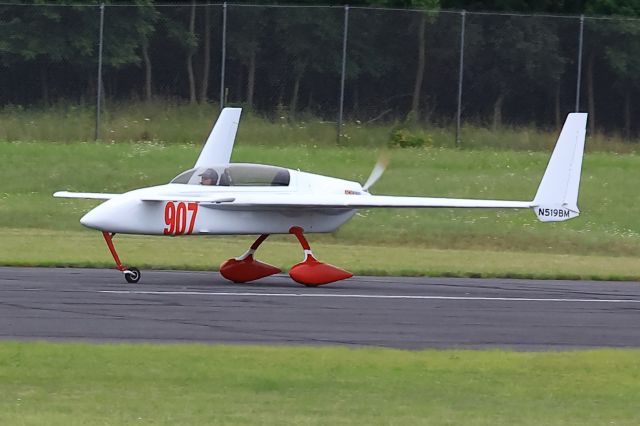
[2,0,640,137]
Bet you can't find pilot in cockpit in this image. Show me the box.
[199,168,218,186]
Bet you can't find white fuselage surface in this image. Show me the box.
[79,168,361,235]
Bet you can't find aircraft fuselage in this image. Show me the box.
[80,168,361,235]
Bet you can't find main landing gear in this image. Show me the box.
[220,227,352,286]
[102,231,141,284]
[288,226,353,286]
[219,234,282,283]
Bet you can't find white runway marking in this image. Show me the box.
[98,290,640,304]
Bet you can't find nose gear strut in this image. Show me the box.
[102,231,140,283]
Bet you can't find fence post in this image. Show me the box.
[95,3,105,141]
[455,10,466,147]
[337,4,349,144]
[220,1,227,110]
[575,14,584,112]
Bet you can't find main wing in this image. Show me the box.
[206,193,533,210]
[54,190,528,209]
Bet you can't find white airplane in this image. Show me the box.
[54,109,587,286]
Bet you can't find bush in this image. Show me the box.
[388,128,432,148]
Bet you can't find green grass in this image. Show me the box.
[2,110,639,425]
[1,342,639,425]
[2,140,640,254]
[2,140,640,278]
[2,101,639,152]
[3,229,640,280]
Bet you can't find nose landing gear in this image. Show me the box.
[102,231,141,284]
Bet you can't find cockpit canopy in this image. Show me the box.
[170,164,290,187]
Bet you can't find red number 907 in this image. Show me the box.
[163,202,198,235]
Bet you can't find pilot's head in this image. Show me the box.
[199,168,218,186]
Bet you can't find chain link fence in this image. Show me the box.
[1,3,639,144]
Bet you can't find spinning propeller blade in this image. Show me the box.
[362,152,390,192]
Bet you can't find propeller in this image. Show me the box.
[362,152,390,192]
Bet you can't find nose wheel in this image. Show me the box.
[102,232,141,284]
[124,267,141,284]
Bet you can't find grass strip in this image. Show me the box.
[3,141,640,257]
[1,342,639,425]
[2,228,640,281]
[1,101,638,152]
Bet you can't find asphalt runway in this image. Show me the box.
[1,266,639,349]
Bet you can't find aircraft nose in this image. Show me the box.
[80,205,108,230]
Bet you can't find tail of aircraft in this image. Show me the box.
[532,113,587,222]
[194,107,242,167]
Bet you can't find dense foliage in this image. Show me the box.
[2,0,640,136]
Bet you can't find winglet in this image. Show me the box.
[194,107,242,167]
[532,113,587,222]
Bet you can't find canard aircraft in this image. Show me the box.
[54,109,587,286]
